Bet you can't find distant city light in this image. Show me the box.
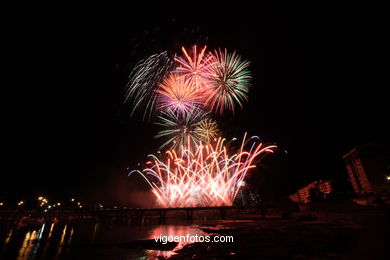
[0,196,120,209]
[386,176,390,181]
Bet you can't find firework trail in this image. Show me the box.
[155,74,203,116]
[125,51,174,120]
[154,108,208,150]
[130,134,276,208]
[205,49,251,114]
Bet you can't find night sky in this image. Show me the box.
[3,5,388,204]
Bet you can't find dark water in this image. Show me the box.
[0,217,212,259]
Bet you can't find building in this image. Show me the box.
[343,143,390,195]
[289,179,333,204]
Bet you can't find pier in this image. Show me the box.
[0,206,255,221]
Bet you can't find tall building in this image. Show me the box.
[343,143,390,195]
[289,180,333,204]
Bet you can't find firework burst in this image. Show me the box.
[126,42,275,209]
[155,108,207,150]
[194,118,219,143]
[125,51,173,120]
[174,45,215,90]
[155,74,203,115]
[205,49,251,114]
[130,134,276,208]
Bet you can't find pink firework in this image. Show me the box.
[155,74,203,115]
[174,45,215,90]
[130,134,276,208]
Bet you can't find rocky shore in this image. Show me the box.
[171,202,390,259]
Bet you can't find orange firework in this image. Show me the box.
[174,45,215,90]
[155,74,203,115]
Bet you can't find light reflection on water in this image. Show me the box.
[0,217,212,259]
[146,224,209,258]
[17,230,36,260]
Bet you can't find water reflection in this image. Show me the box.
[17,230,37,260]
[54,224,66,259]
[146,225,209,258]
[91,221,99,242]
[31,223,45,258]
[40,223,54,257]
[0,216,213,259]
[5,229,13,244]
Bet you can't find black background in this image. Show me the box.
[2,4,388,205]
